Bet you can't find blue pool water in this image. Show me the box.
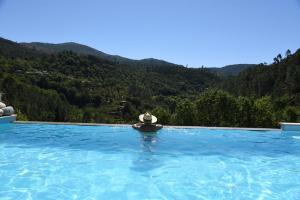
[0,124,300,199]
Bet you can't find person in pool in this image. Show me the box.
[132,112,163,132]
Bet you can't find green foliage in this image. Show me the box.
[236,97,256,127]
[0,76,69,121]
[15,109,28,121]
[283,107,299,122]
[253,96,275,127]
[170,92,289,128]
[196,90,238,127]
[173,101,196,126]
[152,107,171,125]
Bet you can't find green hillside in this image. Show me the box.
[222,50,300,98]
[209,64,255,76]
[21,41,180,68]
[21,41,254,75]
[1,37,299,127]
[0,37,217,123]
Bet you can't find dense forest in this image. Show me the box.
[0,37,299,127]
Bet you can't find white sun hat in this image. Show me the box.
[139,112,157,124]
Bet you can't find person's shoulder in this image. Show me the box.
[132,123,142,129]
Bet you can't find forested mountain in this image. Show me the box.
[222,50,300,99]
[0,37,299,127]
[209,64,255,76]
[0,37,217,123]
[21,41,253,76]
[21,41,180,68]
[22,41,116,59]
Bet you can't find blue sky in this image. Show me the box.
[0,0,300,67]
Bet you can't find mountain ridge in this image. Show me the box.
[0,36,256,76]
[21,41,181,68]
[21,40,255,75]
[209,64,256,76]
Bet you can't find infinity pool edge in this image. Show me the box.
[13,121,280,131]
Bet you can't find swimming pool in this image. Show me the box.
[0,123,300,199]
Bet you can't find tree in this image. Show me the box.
[285,49,292,58]
[152,107,171,125]
[277,54,282,61]
[174,100,196,126]
[253,96,275,127]
[195,90,238,127]
[283,107,299,122]
[236,97,256,127]
[273,57,279,64]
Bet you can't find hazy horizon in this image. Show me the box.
[1,0,300,67]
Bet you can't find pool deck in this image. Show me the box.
[14,121,280,131]
[0,115,17,123]
[280,122,300,131]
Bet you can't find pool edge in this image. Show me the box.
[14,121,280,131]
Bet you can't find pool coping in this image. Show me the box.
[0,115,17,123]
[14,121,280,131]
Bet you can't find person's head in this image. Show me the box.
[139,112,157,125]
[143,112,152,124]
